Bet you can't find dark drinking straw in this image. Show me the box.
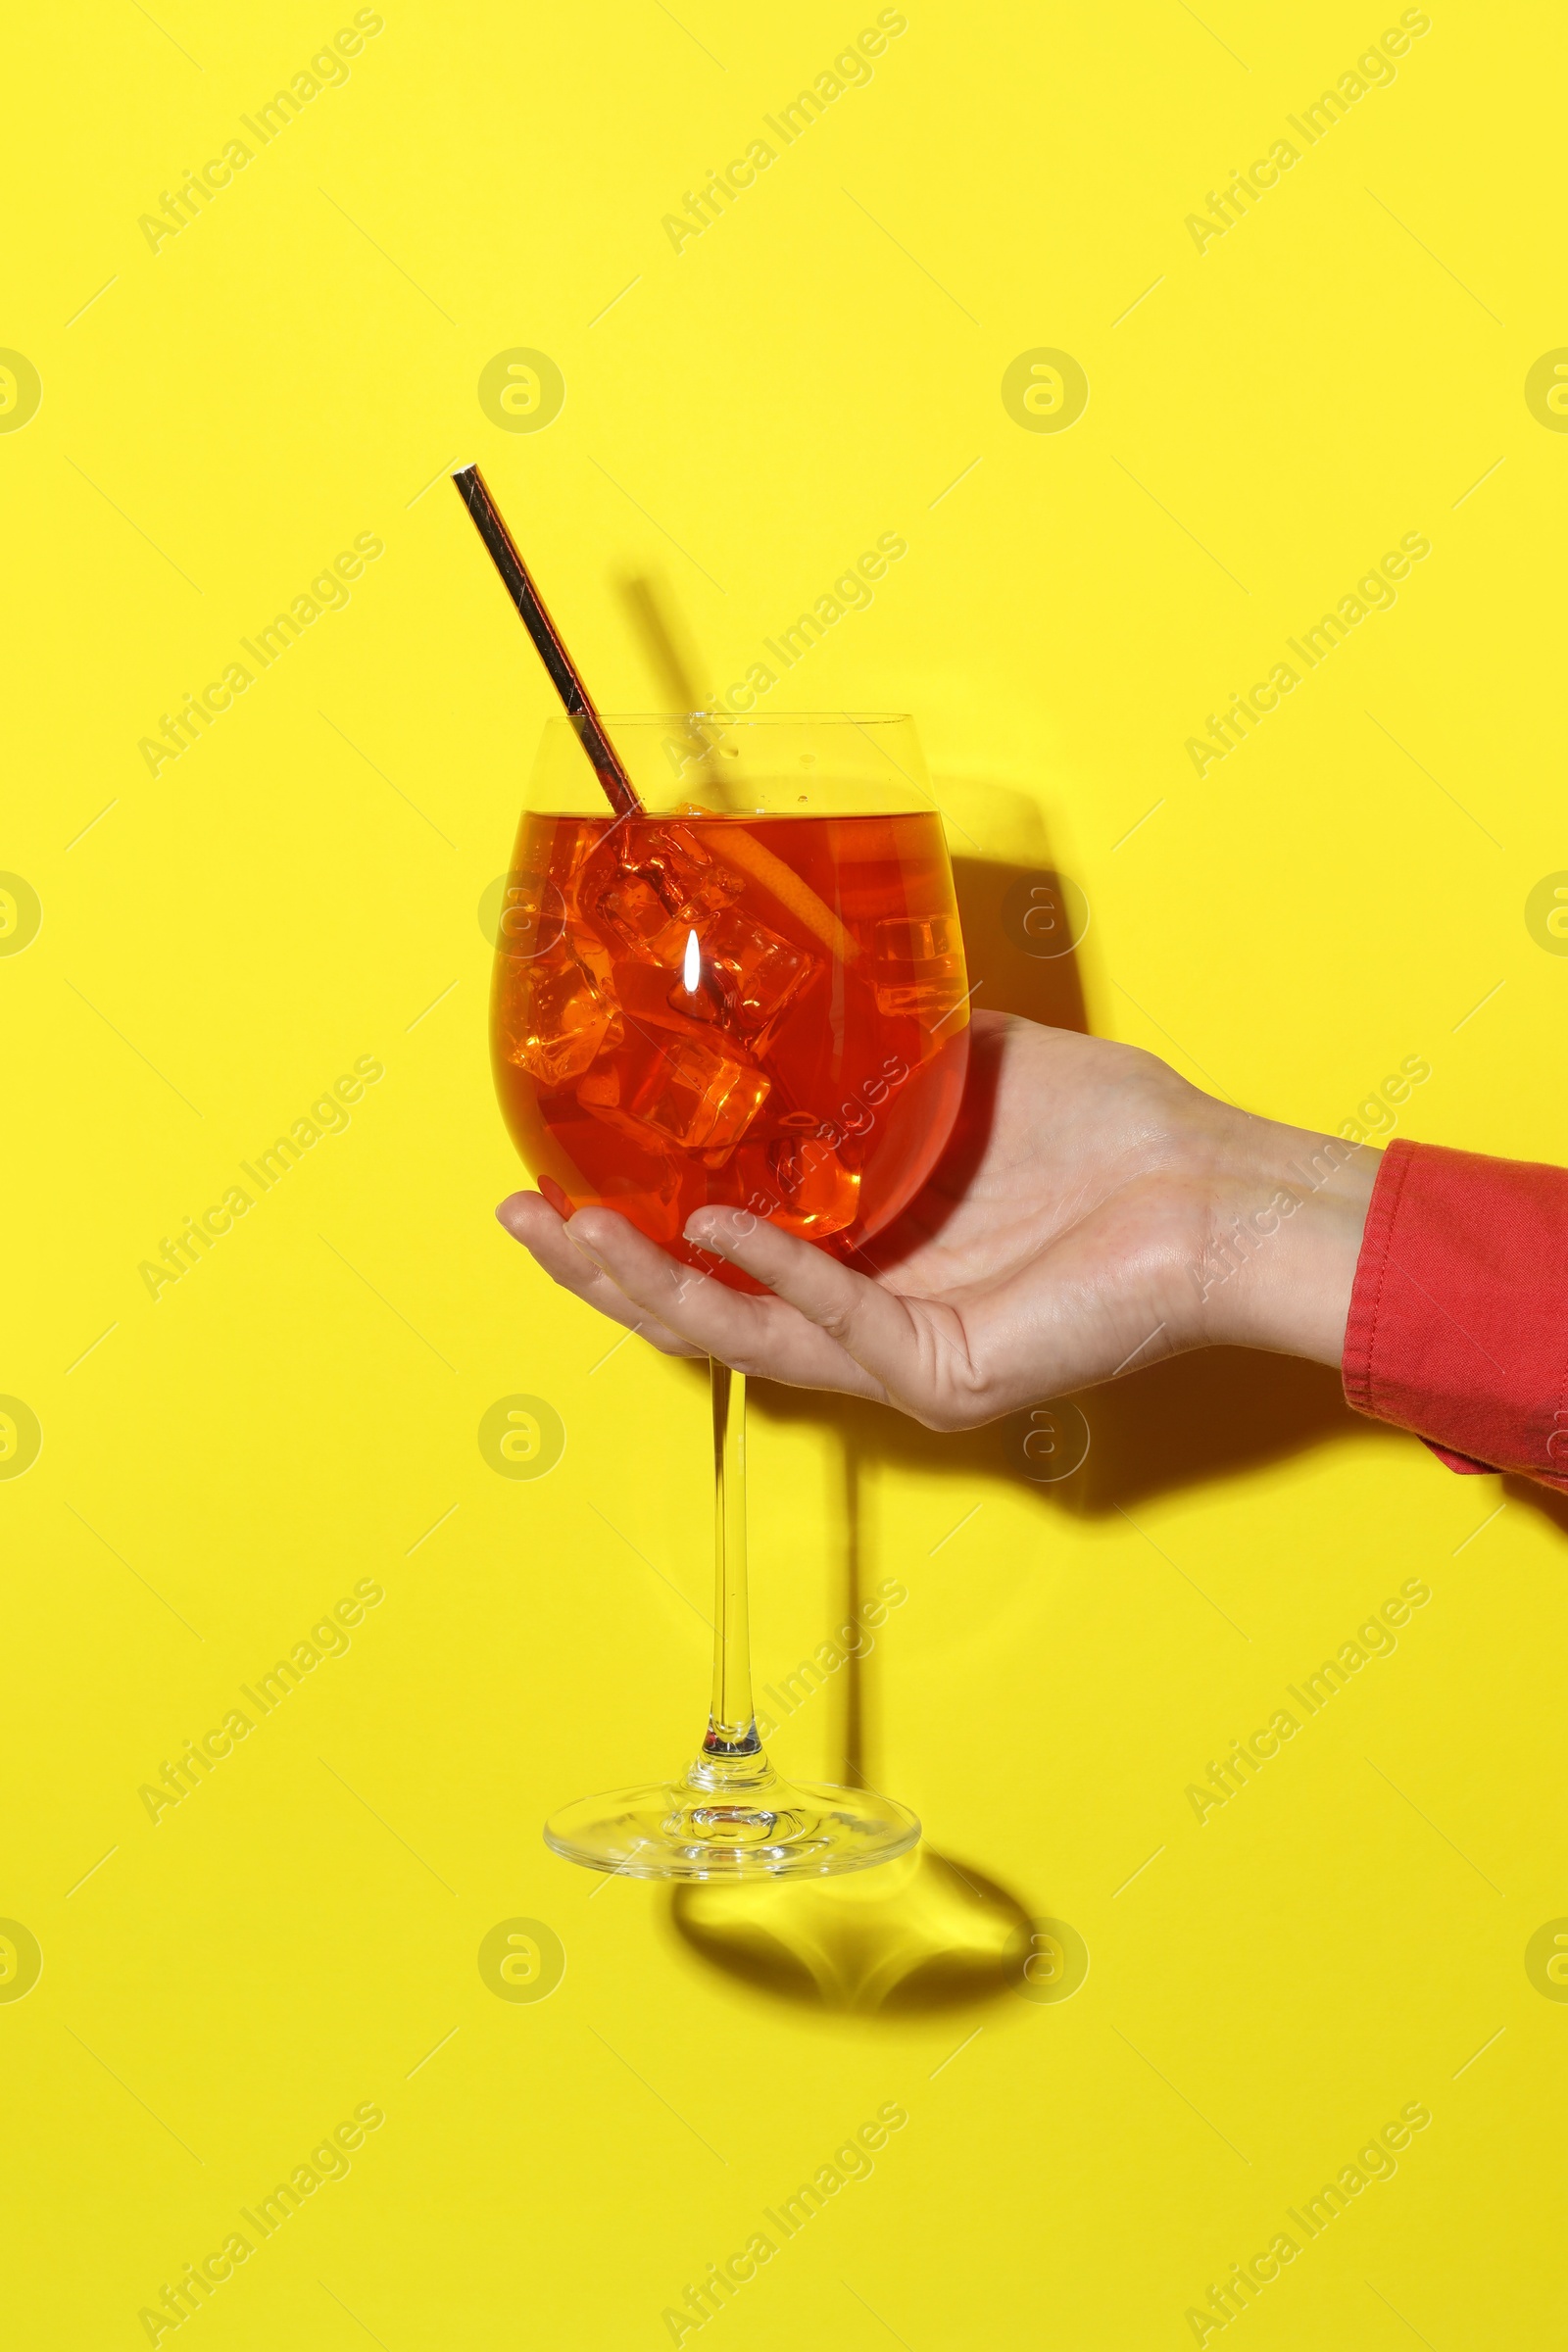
[451,464,644,819]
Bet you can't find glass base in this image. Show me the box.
[544,1750,920,1882]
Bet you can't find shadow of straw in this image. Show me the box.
[620,569,708,714]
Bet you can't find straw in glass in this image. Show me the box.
[451,463,643,820]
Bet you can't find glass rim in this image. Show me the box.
[524,709,936,821]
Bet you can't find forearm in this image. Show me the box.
[1187,1115,1380,1368]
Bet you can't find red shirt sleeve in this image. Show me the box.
[1342,1136,1568,1491]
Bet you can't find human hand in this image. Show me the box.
[496,1011,1378,1430]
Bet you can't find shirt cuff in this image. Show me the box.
[1342,1136,1568,1491]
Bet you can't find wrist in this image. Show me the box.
[1191,1118,1381,1367]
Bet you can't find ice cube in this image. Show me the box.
[501,944,613,1088]
[627,1034,770,1159]
[765,1132,860,1236]
[664,962,724,1029]
[583,824,743,967]
[659,910,817,1048]
[872,910,967,1025]
[704,906,817,1047]
[595,867,687,965]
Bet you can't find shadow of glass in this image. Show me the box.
[952,858,1088,1035]
[668,1401,1034,2017]
[668,1846,1031,2014]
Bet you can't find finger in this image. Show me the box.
[495,1193,703,1358]
[683,1204,974,1418]
[564,1205,887,1400]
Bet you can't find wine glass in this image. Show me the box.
[493,710,970,1877]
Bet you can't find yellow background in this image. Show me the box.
[6,1,1566,2343]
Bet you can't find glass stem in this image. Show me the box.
[704,1361,760,1758]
